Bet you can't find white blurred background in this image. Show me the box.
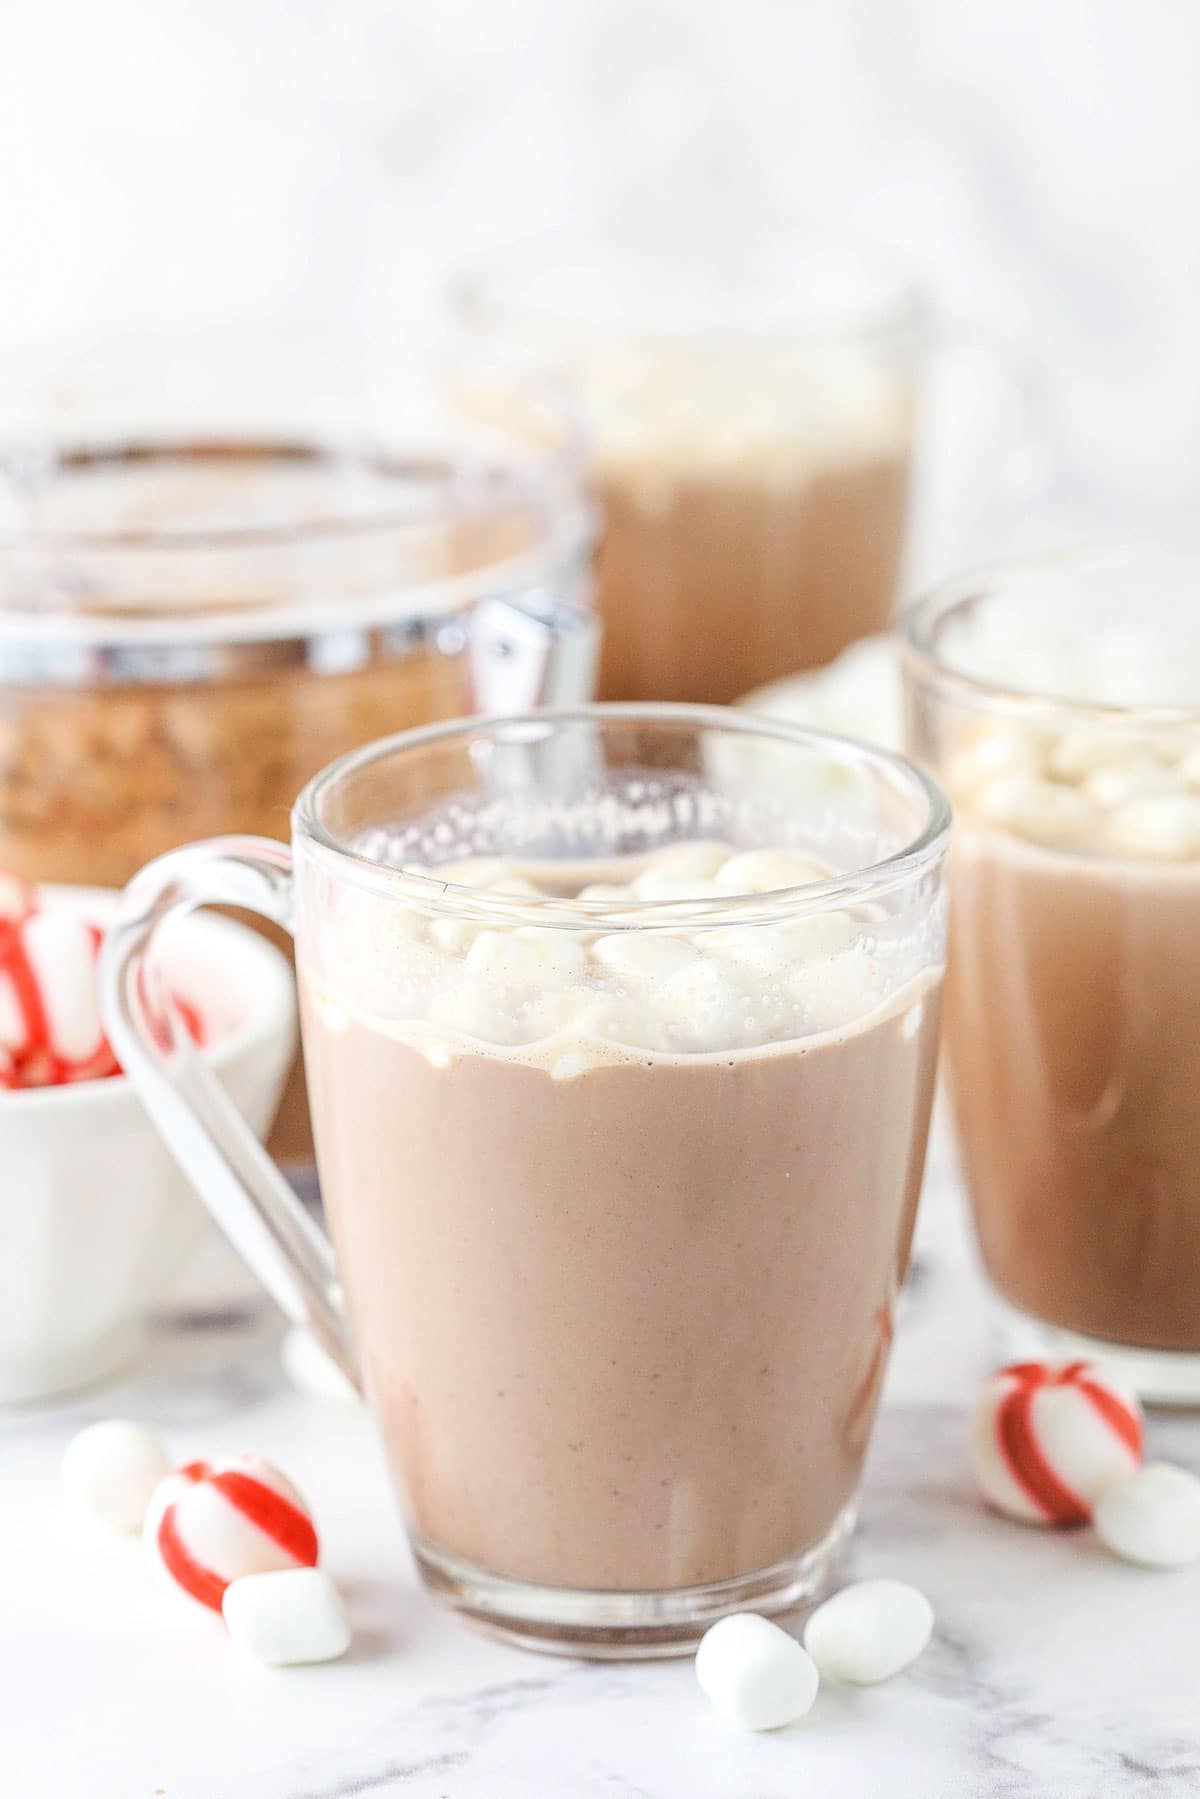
[0,0,1194,529]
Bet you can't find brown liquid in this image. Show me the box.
[302,983,940,1591]
[597,451,911,704]
[946,825,1200,1350]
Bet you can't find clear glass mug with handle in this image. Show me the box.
[101,703,950,1656]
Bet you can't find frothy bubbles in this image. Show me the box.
[303,841,939,1068]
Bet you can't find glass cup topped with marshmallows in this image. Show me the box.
[103,704,948,1655]
[903,546,1200,1403]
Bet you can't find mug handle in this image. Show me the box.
[99,835,358,1387]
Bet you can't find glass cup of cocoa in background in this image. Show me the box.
[102,705,949,1654]
[0,344,596,1169]
[903,546,1200,1402]
[452,227,922,705]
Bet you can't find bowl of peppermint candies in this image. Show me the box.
[0,873,295,1403]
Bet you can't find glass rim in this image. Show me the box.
[0,434,597,649]
[451,225,930,355]
[902,543,1200,729]
[292,702,952,929]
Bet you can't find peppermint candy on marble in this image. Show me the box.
[970,1360,1143,1526]
[146,1457,319,1613]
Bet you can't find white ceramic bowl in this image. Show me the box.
[0,888,296,1404]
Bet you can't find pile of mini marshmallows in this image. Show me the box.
[312,841,921,1063]
[971,1360,1200,1564]
[950,722,1200,860]
[62,1423,350,1667]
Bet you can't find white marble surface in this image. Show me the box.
[4,1148,1200,1799]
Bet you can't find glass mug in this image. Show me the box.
[102,705,949,1654]
[903,547,1200,1402]
[453,224,1044,706]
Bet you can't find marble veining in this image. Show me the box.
[4,1156,1200,1798]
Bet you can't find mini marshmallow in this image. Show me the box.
[466,928,586,988]
[950,725,1045,798]
[1081,754,1180,811]
[972,773,1092,846]
[428,915,481,954]
[279,1330,361,1406]
[714,849,828,893]
[1093,1463,1200,1569]
[1180,744,1200,789]
[970,1362,1143,1526]
[222,1567,351,1666]
[643,841,729,882]
[567,994,665,1052]
[699,924,799,974]
[660,958,746,1045]
[590,932,699,982]
[63,1420,172,1533]
[803,1579,933,1684]
[701,912,857,976]
[427,975,522,1045]
[786,945,880,1029]
[630,872,727,902]
[695,1613,819,1731]
[1047,728,1131,784]
[1105,793,1200,860]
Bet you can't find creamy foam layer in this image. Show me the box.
[304,841,939,1070]
[936,551,1200,708]
[949,722,1200,859]
[582,349,912,482]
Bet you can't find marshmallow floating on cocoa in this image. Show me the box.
[695,1613,819,1731]
[970,1361,1143,1526]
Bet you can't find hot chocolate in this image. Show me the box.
[104,706,950,1650]
[300,843,942,1593]
[945,734,1200,1352]
[597,431,911,705]
[904,553,1200,1380]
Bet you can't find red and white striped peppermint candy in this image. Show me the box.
[146,1457,320,1612]
[970,1360,1143,1527]
[0,909,118,1086]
